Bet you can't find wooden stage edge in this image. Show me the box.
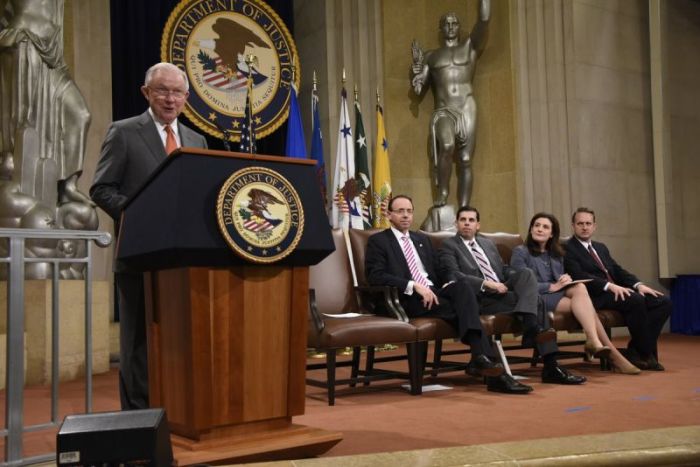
[172,424,342,465]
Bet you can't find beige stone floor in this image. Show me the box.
[35,425,700,466]
[243,425,700,467]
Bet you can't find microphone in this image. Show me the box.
[213,119,232,152]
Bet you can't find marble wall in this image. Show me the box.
[64,0,114,282]
[666,0,700,275]
[566,0,658,281]
[512,0,684,287]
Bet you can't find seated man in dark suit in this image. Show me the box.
[365,195,507,391]
[439,206,586,388]
[564,207,671,370]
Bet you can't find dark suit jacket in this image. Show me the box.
[438,234,514,290]
[90,110,207,221]
[365,229,442,293]
[564,238,639,297]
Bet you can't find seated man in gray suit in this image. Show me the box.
[438,206,586,388]
[91,62,208,410]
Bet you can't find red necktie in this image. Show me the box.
[587,245,614,283]
[164,125,178,155]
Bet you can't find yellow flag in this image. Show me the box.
[372,105,392,228]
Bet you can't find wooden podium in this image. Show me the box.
[117,149,341,465]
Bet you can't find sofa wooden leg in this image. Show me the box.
[326,350,337,406]
[408,342,426,395]
[431,339,443,377]
[364,346,376,386]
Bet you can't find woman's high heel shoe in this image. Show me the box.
[584,341,611,360]
[611,360,641,375]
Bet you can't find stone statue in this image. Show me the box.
[411,0,490,231]
[0,0,97,278]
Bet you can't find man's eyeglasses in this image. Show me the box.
[149,87,187,99]
[391,208,414,215]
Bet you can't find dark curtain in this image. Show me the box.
[109,0,294,155]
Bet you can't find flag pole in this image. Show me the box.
[244,53,257,155]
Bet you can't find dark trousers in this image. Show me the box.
[591,291,671,359]
[116,272,149,410]
[400,279,493,357]
[474,269,558,357]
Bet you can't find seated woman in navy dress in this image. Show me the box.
[511,213,639,375]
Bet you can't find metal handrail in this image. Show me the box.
[0,228,112,466]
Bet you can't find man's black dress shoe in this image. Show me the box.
[541,365,586,385]
[620,348,651,370]
[486,374,533,394]
[466,355,504,377]
[645,356,665,371]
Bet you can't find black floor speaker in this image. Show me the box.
[56,408,173,466]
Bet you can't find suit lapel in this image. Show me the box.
[386,230,412,278]
[136,111,167,164]
[476,236,503,281]
[455,235,479,273]
[572,239,603,272]
[179,123,196,147]
[551,255,564,278]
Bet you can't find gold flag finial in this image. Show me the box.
[354,84,358,102]
[342,68,346,85]
[376,87,381,105]
[313,70,317,91]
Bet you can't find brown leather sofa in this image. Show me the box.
[309,229,627,403]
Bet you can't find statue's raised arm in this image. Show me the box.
[470,0,490,56]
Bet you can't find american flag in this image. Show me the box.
[239,80,256,154]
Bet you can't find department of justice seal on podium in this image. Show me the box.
[162,0,299,141]
[216,167,304,263]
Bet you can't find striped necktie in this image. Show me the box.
[469,240,500,283]
[164,125,178,155]
[587,245,614,283]
[401,236,429,287]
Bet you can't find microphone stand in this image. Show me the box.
[214,120,232,152]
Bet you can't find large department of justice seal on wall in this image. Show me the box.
[162,0,299,141]
[216,167,304,263]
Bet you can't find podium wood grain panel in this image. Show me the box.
[147,266,309,440]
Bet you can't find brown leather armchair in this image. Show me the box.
[348,228,475,376]
[307,229,423,405]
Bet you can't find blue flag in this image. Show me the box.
[285,84,306,158]
[310,86,327,208]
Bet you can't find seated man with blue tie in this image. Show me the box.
[365,195,508,392]
[564,207,671,371]
[439,206,586,390]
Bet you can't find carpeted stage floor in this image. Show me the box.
[3,333,699,464]
[302,333,700,458]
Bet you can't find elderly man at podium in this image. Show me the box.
[91,62,207,410]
